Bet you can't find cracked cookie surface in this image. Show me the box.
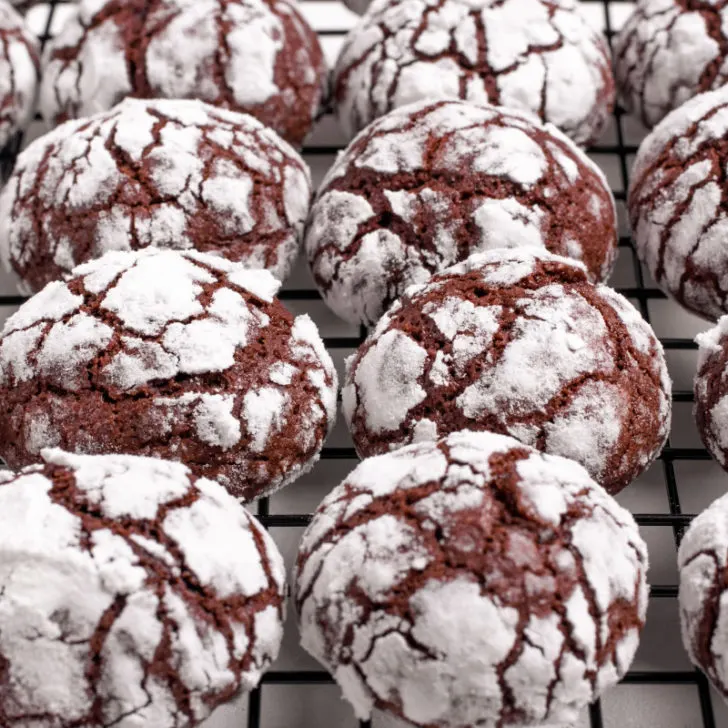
[614,0,728,129]
[305,99,618,327]
[332,0,614,146]
[342,248,671,495]
[693,316,728,470]
[679,488,728,701]
[0,448,286,727]
[295,430,648,727]
[39,0,327,147]
[628,87,728,321]
[0,248,338,502]
[0,1,39,151]
[0,98,312,294]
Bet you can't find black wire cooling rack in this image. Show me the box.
[0,0,725,726]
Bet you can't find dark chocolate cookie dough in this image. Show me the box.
[0,248,338,502]
[342,248,671,494]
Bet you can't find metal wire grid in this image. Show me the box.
[0,0,724,725]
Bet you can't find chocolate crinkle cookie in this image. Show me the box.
[0,0,38,150]
[0,98,312,295]
[694,316,728,470]
[39,0,327,147]
[615,0,728,129]
[306,99,618,326]
[0,449,286,727]
[679,490,728,701]
[0,248,338,502]
[629,87,728,322]
[343,248,671,495]
[296,430,649,727]
[333,0,614,146]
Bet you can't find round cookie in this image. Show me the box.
[693,316,728,470]
[306,99,618,326]
[296,430,649,727]
[39,0,327,147]
[0,98,312,295]
[679,490,728,702]
[615,0,728,129]
[0,1,39,151]
[628,87,728,322]
[0,248,338,502]
[332,0,614,146]
[0,448,286,726]
[342,248,671,495]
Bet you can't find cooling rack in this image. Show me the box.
[1,0,727,726]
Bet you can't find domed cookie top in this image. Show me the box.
[296,430,649,727]
[0,98,312,294]
[0,448,286,727]
[342,248,671,494]
[0,248,338,502]
[629,87,728,322]
[694,316,728,471]
[679,490,728,701]
[0,0,39,150]
[306,99,618,326]
[332,0,614,145]
[39,0,327,147]
[615,0,728,129]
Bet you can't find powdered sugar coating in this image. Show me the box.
[342,248,671,495]
[306,99,618,326]
[614,0,728,129]
[0,1,38,151]
[0,448,286,726]
[0,98,312,295]
[0,248,338,502]
[333,0,614,146]
[296,430,648,726]
[678,490,728,700]
[628,87,728,321]
[693,316,728,471]
[39,0,327,147]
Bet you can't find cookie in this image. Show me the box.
[296,430,649,727]
[332,0,614,146]
[39,0,327,147]
[306,99,618,326]
[0,98,312,295]
[342,248,671,495]
[629,87,728,321]
[0,0,39,151]
[693,316,728,470]
[0,448,286,727]
[615,0,728,129]
[0,248,338,502]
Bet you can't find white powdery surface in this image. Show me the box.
[296,430,649,727]
[306,99,617,326]
[679,490,728,698]
[629,86,728,322]
[614,0,728,129]
[333,0,614,145]
[0,2,38,149]
[342,248,671,494]
[38,0,325,144]
[695,316,728,470]
[0,97,312,294]
[0,448,286,727]
[0,248,338,502]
